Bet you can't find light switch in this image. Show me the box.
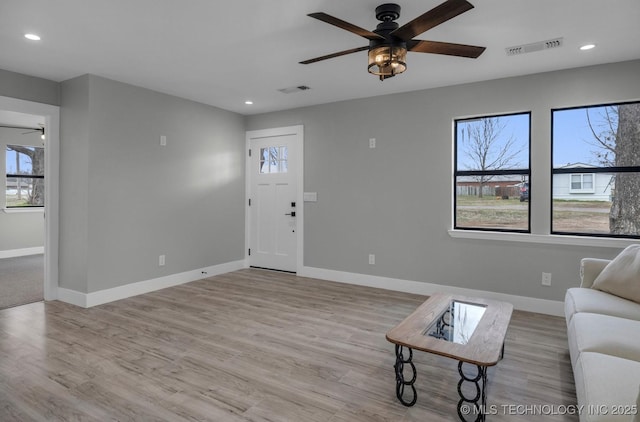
[160,135,167,146]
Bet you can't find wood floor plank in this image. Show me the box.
[0,269,577,421]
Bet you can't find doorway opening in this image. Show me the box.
[0,115,46,309]
[0,96,60,307]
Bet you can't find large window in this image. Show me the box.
[552,101,640,237]
[5,145,44,208]
[454,112,531,232]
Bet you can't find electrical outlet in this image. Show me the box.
[159,254,166,266]
[369,138,376,149]
[369,254,375,265]
[542,272,551,286]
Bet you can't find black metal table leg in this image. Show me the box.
[457,361,487,421]
[394,345,417,406]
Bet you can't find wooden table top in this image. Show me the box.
[386,293,513,366]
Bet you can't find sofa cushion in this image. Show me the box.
[568,313,640,368]
[593,245,640,304]
[565,287,640,323]
[573,352,640,422]
[581,258,612,288]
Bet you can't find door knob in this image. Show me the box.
[285,212,296,217]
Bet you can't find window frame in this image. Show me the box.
[453,111,532,234]
[5,144,45,209]
[551,100,640,239]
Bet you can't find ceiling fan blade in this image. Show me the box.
[408,40,485,58]
[308,12,384,41]
[300,46,369,65]
[391,0,474,41]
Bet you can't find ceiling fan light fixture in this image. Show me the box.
[302,1,485,80]
[368,45,407,80]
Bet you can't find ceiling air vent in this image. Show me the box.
[505,37,563,56]
[278,85,311,94]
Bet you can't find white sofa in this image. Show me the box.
[565,257,640,422]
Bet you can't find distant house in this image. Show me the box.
[552,163,614,201]
[456,175,527,198]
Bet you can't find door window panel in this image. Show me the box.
[259,146,288,174]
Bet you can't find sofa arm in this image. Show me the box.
[580,258,611,288]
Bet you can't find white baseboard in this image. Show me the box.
[57,260,246,308]
[55,260,564,316]
[57,287,88,307]
[0,246,44,259]
[299,266,564,317]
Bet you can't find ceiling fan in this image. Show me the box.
[0,123,45,139]
[300,0,486,81]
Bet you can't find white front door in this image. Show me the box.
[247,127,302,272]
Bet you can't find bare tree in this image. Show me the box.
[585,106,618,166]
[610,104,640,234]
[585,104,640,235]
[460,117,524,197]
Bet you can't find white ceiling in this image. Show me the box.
[1,0,640,116]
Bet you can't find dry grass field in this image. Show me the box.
[456,196,611,233]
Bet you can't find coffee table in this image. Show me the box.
[386,293,513,421]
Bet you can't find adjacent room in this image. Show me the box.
[0,112,46,310]
[1,1,639,421]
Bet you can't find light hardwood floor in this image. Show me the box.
[0,269,577,421]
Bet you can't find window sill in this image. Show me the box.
[2,207,44,214]
[568,190,596,194]
[448,229,636,249]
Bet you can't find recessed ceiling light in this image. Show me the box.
[580,44,596,51]
[245,100,253,105]
[24,33,41,41]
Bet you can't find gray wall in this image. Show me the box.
[60,75,246,293]
[0,128,45,251]
[0,68,60,106]
[59,75,90,291]
[3,60,639,302]
[246,60,640,302]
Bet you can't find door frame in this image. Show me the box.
[245,125,303,272]
[0,95,60,301]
